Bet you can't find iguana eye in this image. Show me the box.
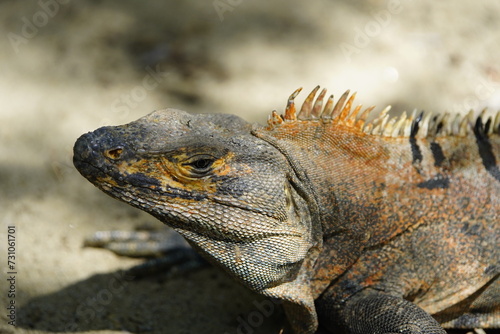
[182,155,216,176]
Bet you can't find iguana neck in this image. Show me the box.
[253,86,497,304]
[254,121,389,235]
[253,121,389,291]
[255,110,500,300]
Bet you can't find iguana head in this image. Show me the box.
[73,109,316,291]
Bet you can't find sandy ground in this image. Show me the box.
[0,1,499,333]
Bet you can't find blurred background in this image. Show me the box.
[1,1,499,333]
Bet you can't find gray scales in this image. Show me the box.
[73,86,499,334]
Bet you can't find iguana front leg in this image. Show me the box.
[319,289,446,334]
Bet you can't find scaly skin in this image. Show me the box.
[73,87,499,334]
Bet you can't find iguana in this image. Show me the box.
[73,86,499,334]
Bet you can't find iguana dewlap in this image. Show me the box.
[73,87,499,334]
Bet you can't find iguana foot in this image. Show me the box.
[84,227,189,257]
[125,250,207,278]
[318,289,447,334]
[341,291,446,334]
[84,227,208,278]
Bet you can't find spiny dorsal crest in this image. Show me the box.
[267,86,500,138]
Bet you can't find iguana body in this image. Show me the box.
[73,87,499,333]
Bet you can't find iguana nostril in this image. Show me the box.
[104,147,124,160]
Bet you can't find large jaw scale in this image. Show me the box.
[176,175,316,292]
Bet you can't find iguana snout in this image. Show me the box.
[73,126,152,189]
